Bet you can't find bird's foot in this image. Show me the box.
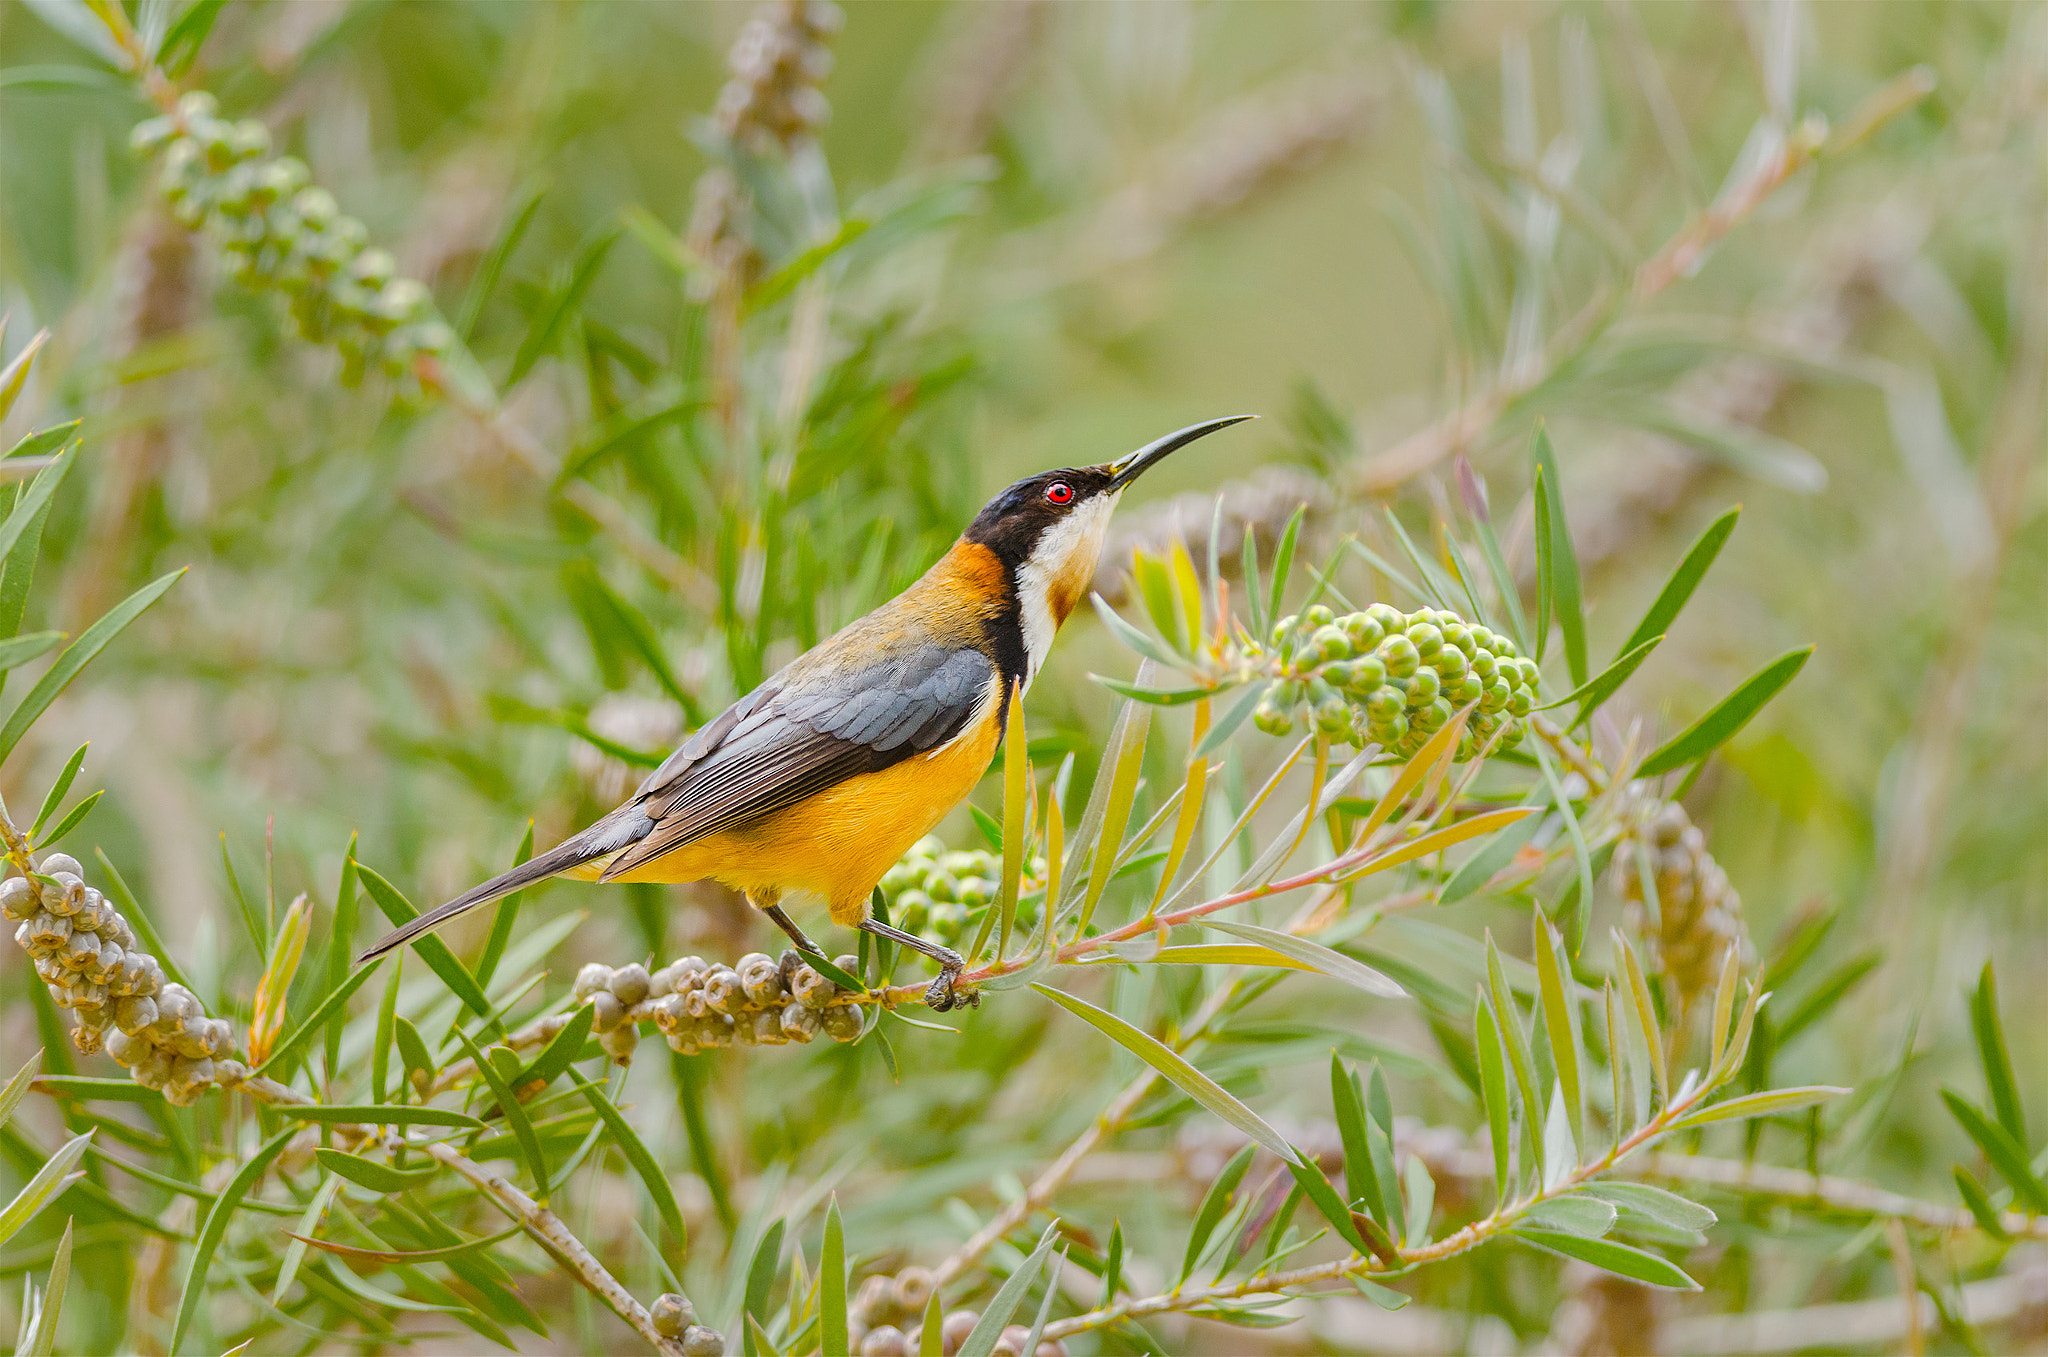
[924,965,978,1013]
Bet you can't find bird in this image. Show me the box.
[359,415,1252,1010]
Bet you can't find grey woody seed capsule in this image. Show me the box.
[573,963,613,1001]
[940,1311,980,1355]
[61,929,99,970]
[41,854,83,881]
[1,877,37,920]
[751,1009,788,1045]
[114,995,158,1035]
[854,1274,894,1322]
[650,1293,694,1337]
[790,963,837,1010]
[600,1025,639,1063]
[861,1327,908,1357]
[653,993,690,1033]
[702,966,744,1014]
[44,874,84,916]
[680,1327,724,1357]
[106,1028,142,1067]
[608,962,651,1006]
[26,913,68,956]
[992,1326,1032,1357]
[890,1267,935,1314]
[738,953,784,1005]
[590,990,626,1033]
[780,1003,821,1043]
[820,1004,863,1043]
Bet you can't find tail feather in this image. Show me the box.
[355,816,646,964]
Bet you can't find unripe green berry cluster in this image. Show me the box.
[130,93,454,388]
[572,951,864,1062]
[6,854,245,1105]
[879,838,1048,957]
[848,1270,1067,1357]
[648,1292,723,1355]
[1249,603,1536,760]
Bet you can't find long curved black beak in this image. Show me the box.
[1106,415,1255,491]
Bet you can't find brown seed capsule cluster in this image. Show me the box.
[129,93,454,388]
[1615,791,1748,1015]
[647,1292,723,1355]
[1251,604,1536,761]
[5,855,243,1105]
[573,951,864,1063]
[879,838,1048,957]
[846,1269,1068,1357]
[688,1,843,295]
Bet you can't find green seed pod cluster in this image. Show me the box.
[573,951,865,1062]
[7,854,246,1104]
[1249,603,1537,760]
[1615,790,1749,1016]
[847,1269,1070,1357]
[879,837,1048,956]
[129,93,454,389]
[648,1292,723,1355]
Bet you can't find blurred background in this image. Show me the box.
[1,1,2043,1351]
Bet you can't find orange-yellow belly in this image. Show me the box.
[597,704,1001,924]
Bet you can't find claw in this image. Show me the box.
[924,967,977,1012]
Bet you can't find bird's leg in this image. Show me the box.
[858,918,974,1012]
[757,898,826,985]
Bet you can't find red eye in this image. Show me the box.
[1045,481,1075,505]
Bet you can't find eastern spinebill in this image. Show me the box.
[360,416,1252,1010]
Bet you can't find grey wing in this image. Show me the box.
[599,645,995,879]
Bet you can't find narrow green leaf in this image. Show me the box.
[0,1052,41,1131]
[29,743,87,839]
[0,568,184,769]
[1203,921,1404,998]
[0,447,73,583]
[281,1105,483,1129]
[0,631,63,672]
[569,1071,685,1244]
[1534,917,1582,1156]
[1636,648,1813,777]
[271,1174,340,1305]
[1615,506,1739,662]
[1353,1277,1412,1311]
[1531,636,1662,728]
[454,1030,548,1190]
[1403,1153,1436,1246]
[1241,525,1268,638]
[1365,1066,1401,1244]
[355,866,498,1028]
[0,1131,91,1247]
[746,218,870,315]
[1267,505,1306,626]
[821,1197,848,1357]
[1102,1219,1125,1308]
[1940,1092,2048,1212]
[1486,931,1544,1181]
[30,1076,162,1103]
[1513,1227,1699,1290]
[170,1126,296,1353]
[1193,681,1269,760]
[1090,595,1184,669]
[371,955,400,1106]
[1534,429,1585,686]
[1614,930,1666,1109]
[956,1221,1062,1357]
[1033,985,1295,1161]
[1668,1086,1849,1133]
[1440,793,1545,904]
[394,1016,434,1089]
[1581,1183,1717,1234]
[1181,1143,1256,1281]
[1331,1056,1380,1220]
[154,0,227,75]
[919,1293,943,1357]
[1090,675,1228,706]
[1079,691,1151,932]
[742,1218,786,1356]
[1531,464,1553,665]
[1283,1153,1373,1257]
[1970,964,2026,1146]
[1951,1167,2009,1240]
[1474,990,1512,1203]
[515,1003,596,1094]
[311,1148,438,1194]
[997,681,1027,957]
[249,957,383,1079]
[1521,1194,1615,1237]
[26,1217,70,1357]
[507,225,620,387]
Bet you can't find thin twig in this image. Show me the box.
[425,1140,686,1356]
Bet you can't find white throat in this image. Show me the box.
[1014,493,1119,688]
